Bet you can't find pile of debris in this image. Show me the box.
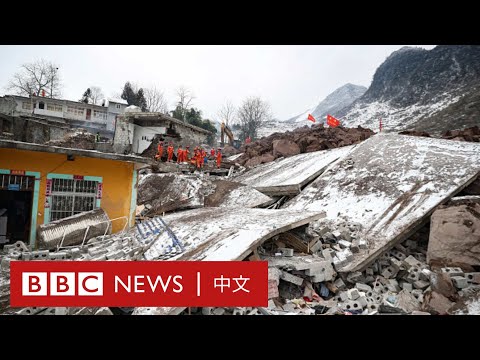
[45,129,96,150]
[193,217,480,315]
[235,124,374,167]
[141,135,166,159]
[400,125,480,142]
[137,172,273,217]
[442,125,480,142]
[3,131,480,316]
[0,233,145,314]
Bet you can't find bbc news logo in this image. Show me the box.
[22,272,103,296]
[10,261,268,307]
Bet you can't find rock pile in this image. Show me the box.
[45,129,96,150]
[236,124,374,167]
[400,126,480,142]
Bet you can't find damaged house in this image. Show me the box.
[0,95,128,143]
[0,139,150,247]
[113,112,212,154]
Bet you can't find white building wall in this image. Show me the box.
[132,125,166,153]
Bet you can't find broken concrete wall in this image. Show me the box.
[427,202,480,268]
[27,121,49,144]
[113,115,134,154]
[141,207,325,261]
[8,117,68,144]
[234,146,354,196]
[285,134,480,273]
[37,208,111,250]
[138,173,213,216]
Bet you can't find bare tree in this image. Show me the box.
[90,86,104,105]
[217,100,236,127]
[6,59,62,98]
[174,86,195,121]
[237,96,272,140]
[145,86,169,113]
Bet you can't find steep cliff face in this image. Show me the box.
[339,46,480,132]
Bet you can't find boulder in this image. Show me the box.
[272,139,301,158]
[245,156,263,168]
[260,153,275,164]
[430,272,457,300]
[427,203,480,268]
[395,290,421,313]
[222,145,238,156]
[421,291,455,315]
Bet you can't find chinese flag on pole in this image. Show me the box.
[307,114,316,123]
[326,114,340,127]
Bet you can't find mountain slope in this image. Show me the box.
[338,45,480,132]
[287,83,366,123]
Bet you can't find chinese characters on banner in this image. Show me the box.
[10,170,25,176]
[44,179,52,208]
[96,183,103,199]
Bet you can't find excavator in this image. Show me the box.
[220,122,241,149]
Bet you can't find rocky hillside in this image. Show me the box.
[286,83,366,123]
[338,45,480,132]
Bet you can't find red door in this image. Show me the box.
[86,109,91,120]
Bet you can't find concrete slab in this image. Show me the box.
[233,146,354,196]
[204,180,274,208]
[285,134,480,272]
[133,207,324,315]
[142,208,324,261]
[138,173,209,216]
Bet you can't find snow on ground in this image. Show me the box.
[285,133,480,272]
[341,94,462,132]
[234,146,354,191]
[214,183,273,208]
[454,298,480,315]
[226,153,244,161]
[141,208,324,261]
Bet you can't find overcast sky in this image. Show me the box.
[0,45,436,121]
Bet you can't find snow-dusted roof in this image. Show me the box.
[107,98,128,105]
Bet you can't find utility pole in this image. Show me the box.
[51,67,59,98]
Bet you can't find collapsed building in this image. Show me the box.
[1,130,480,315]
[113,112,213,155]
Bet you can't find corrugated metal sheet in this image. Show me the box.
[37,208,111,250]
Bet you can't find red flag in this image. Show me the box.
[307,114,316,123]
[326,114,340,127]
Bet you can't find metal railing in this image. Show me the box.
[56,216,129,250]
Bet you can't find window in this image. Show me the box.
[67,106,85,117]
[0,174,34,191]
[93,110,107,120]
[47,103,63,112]
[22,102,32,110]
[49,178,99,221]
[116,104,121,109]
[39,102,45,110]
